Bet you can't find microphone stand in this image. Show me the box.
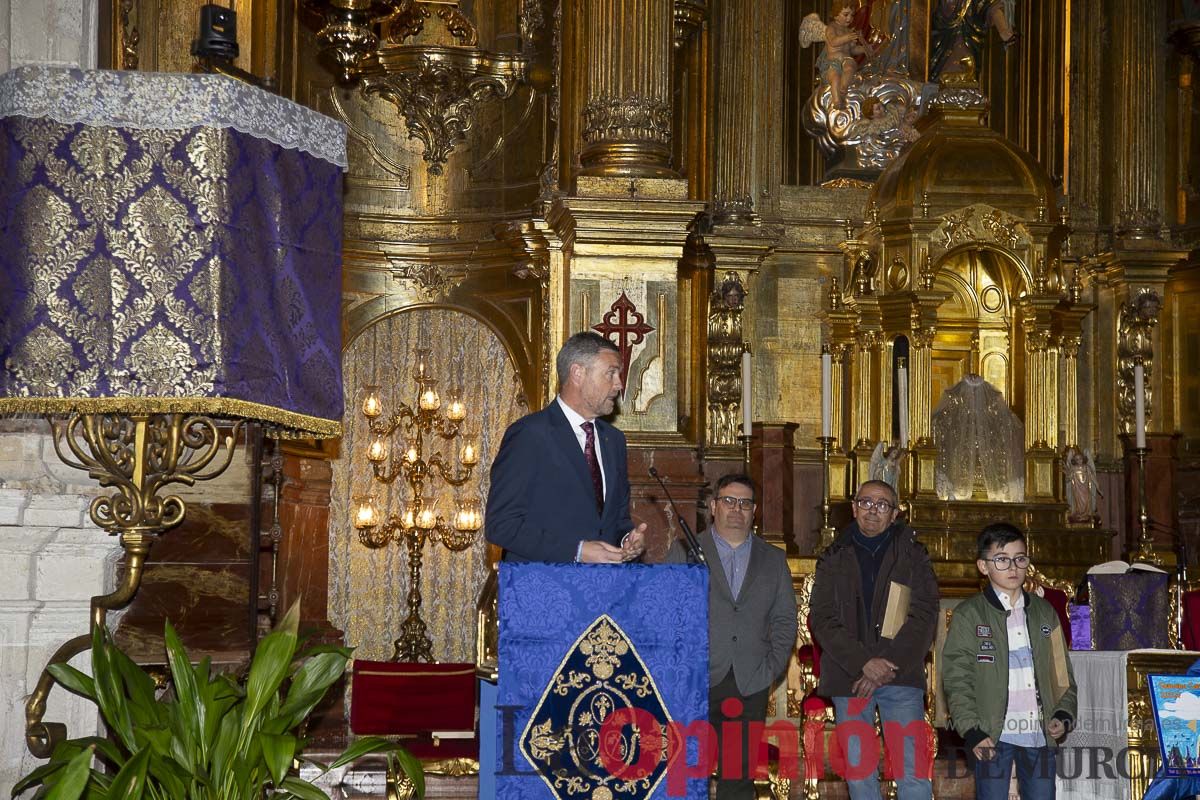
[649,467,707,567]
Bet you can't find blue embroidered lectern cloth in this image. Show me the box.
[497,563,709,800]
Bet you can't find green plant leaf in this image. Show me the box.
[238,602,299,747]
[104,746,150,800]
[277,777,328,800]
[45,663,96,702]
[163,620,201,760]
[390,749,425,800]
[259,733,297,787]
[58,737,125,770]
[326,736,404,770]
[90,626,136,752]
[43,745,94,800]
[275,652,347,731]
[111,645,158,724]
[10,758,67,795]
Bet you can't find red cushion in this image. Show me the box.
[1041,586,1071,637]
[350,660,476,740]
[1184,590,1200,651]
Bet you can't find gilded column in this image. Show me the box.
[908,332,934,444]
[1022,296,1061,500]
[907,327,938,499]
[851,335,875,449]
[578,0,675,177]
[1060,336,1081,449]
[710,0,781,220]
[1113,0,1168,235]
[830,344,846,445]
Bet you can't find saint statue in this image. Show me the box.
[931,374,1024,502]
[1063,446,1101,524]
[930,0,1018,80]
[868,440,905,493]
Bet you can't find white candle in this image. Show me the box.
[741,349,753,437]
[1135,362,1146,449]
[821,352,832,438]
[897,364,909,446]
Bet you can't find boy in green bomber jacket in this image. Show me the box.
[941,522,1077,800]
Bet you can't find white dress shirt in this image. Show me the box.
[555,395,606,499]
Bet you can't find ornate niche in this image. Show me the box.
[826,84,1103,585]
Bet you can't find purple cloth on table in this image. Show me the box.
[1068,603,1092,650]
[1087,571,1171,650]
[0,116,344,434]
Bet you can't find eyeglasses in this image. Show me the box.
[715,495,756,511]
[854,497,896,514]
[983,554,1030,570]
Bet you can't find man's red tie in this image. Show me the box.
[581,421,604,513]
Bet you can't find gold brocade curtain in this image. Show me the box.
[330,309,526,662]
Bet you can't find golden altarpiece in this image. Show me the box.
[9,0,1200,797]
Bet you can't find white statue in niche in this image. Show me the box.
[868,440,905,493]
[1063,446,1101,524]
[931,374,1025,502]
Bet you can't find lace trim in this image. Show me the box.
[0,65,347,169]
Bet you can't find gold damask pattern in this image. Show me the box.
[329,309,525,661]
[0,105,346,437]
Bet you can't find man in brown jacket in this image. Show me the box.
[810,480,940,800]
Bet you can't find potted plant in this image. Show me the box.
[12,602,423,799]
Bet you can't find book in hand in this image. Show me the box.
[1087,560,1167,574]
[880,581,911,639]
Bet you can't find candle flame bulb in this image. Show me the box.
[419,389,440,411]
[461,441,478,465]
[353,497,378,529]
[362,388,382,418]
[447,399,467,421]
[367,437,387,462]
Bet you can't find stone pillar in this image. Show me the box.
[4,0,97,70]
[0,425,117,796]
[750,422,798,556]
[578,0,675,177]
[1113,0,1168,235]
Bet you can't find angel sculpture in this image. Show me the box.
[800,5,871,110]
[1063,446,1101,524]
[868,440,905,493]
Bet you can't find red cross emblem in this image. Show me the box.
[591,291,654,399]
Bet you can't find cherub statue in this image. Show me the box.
[868,440,905,493]
[1063,446,1101,524]
[800,5,872,110]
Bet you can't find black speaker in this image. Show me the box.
[191,4,239,61]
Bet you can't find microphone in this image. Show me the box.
[648,466,707,566]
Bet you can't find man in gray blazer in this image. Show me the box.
[667,473,797,799]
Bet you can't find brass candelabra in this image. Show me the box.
[26,412,241,757]
[818,436,837,549]
[353,351,482,663]
[1130,446,1160,565]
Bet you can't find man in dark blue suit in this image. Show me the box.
[486,332,646,563]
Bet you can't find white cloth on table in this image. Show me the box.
[1057,650,1130,800]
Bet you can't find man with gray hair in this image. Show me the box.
[486,331,646,563]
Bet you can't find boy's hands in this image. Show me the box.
[1048,718,1066,739]
[973,737,995,761]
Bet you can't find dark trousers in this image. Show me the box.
[709,669,770,800]
[974,741,1057,800]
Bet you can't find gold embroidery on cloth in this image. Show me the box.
[519,614,674,800]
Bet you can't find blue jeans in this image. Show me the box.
[833,685,933,800]
[974,740,1056,800]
